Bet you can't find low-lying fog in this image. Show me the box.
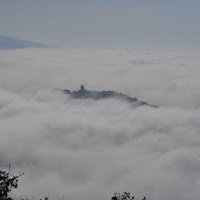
[0,48,200,200]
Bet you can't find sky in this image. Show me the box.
[0,0,200,48]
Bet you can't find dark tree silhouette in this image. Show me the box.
[0,165,24,200]
[111,192,134,200]
[111,192,147,200]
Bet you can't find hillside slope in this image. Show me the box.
[0,35,51,50]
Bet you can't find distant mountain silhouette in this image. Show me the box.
[56,86,157,107]
[0,35,52,50]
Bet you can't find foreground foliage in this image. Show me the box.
[0,165,24,200]
[111,192,146,200]
[1,166,146,200]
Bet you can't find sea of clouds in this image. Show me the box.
[0,48,200,200]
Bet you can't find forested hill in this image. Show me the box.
[57,86,157,107]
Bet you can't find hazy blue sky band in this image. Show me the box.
[0,0,200,48]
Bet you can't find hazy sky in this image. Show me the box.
[0,0,200,48]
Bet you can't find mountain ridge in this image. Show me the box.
[0,35,53,50]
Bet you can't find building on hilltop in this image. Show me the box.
[81,85,85,91]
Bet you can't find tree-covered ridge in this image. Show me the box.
[57,86,157,107]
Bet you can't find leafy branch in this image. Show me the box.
[0,164,24,200]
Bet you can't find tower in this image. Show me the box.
[81,85,84,90]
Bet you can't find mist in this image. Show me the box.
[0,48,200,108]
[0,48,200,200]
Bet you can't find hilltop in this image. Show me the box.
[57,86,157,107]
[0,35,52,50]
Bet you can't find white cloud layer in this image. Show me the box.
[0,89,200,200]
[0,48,200,108]
[0,48,200,200]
